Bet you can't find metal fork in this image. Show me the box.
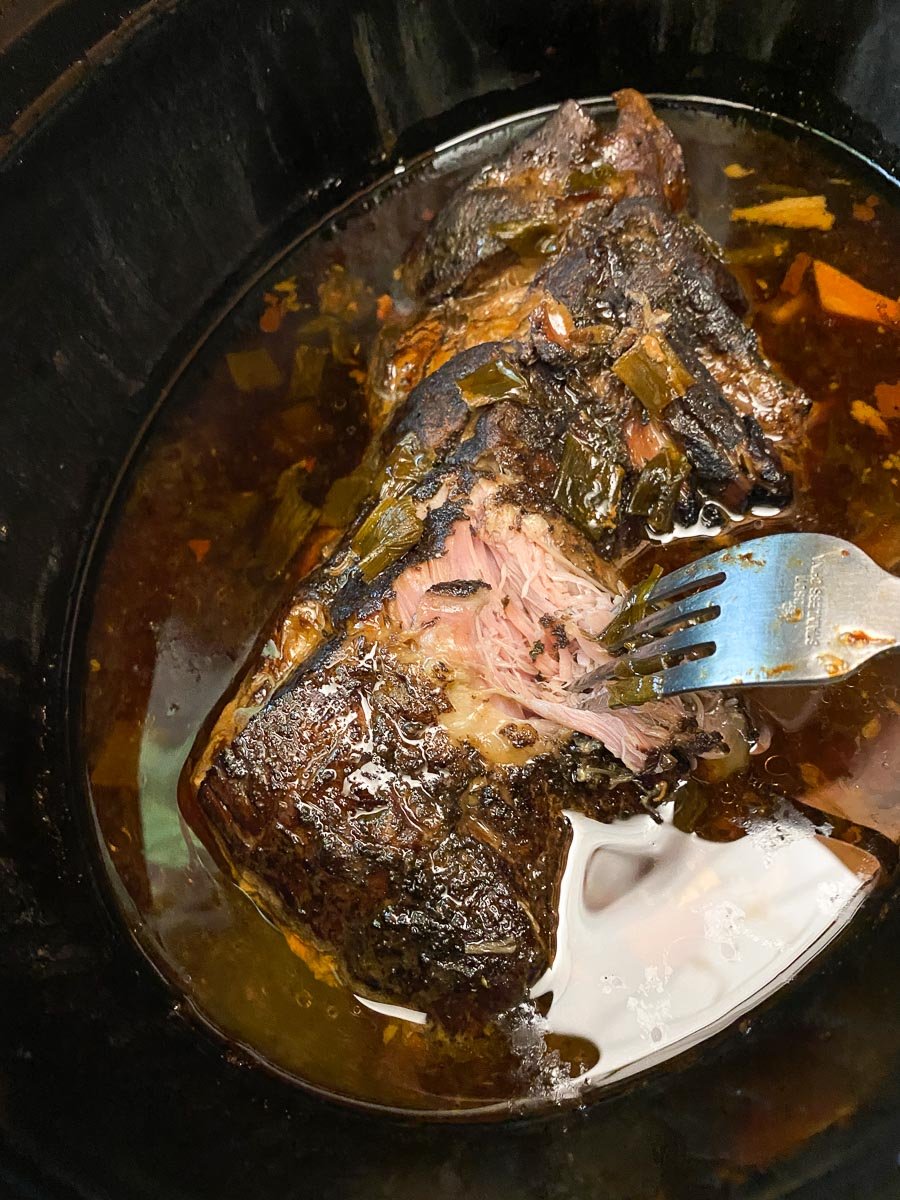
[586,532,900,698]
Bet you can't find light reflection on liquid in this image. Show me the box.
[530,804,877,1096]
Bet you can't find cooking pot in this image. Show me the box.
[2,1,899,1195]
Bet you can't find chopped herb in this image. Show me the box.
[457,358,530,407]
[320,435,434,531]
[613,333,694,416]
[317,263,373,321]
[351,497,423,581]
[725,238,789,265]
[627,447,690,534]
[552,429,625,536]
[296,314,359,365]
[529,640,545,661]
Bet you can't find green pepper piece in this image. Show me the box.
[373,433,435,500]
[552,430,625,536]
[259,463,321,578]
[457,358,530,407]
[673,780,710,833]
[351,496,423,582]
[489,219,559,259]
[628,447,690,534]
[607,672,665,708]
[613,333,695,416]
[599,565,663,651]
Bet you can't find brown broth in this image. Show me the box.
[81,100,900,1116]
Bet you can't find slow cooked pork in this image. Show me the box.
[187,90,806,1026]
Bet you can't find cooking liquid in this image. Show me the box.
[82,100,900,1115]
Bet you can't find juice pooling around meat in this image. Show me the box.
[82,98,900,1115]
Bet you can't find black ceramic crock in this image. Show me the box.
[2,1,899,1196]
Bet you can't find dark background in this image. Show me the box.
[2,0,899,1196]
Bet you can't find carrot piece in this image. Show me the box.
[375,293,393,322]
[850,400,890,437]
[730,195,834,231]
[259,301,284,333]
[780,252,812,296]
[812,260,900,328]
[875,380,900,420]
[852,201,876,223]
[187,538,212,562]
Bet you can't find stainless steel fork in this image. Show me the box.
[589,532,900,699]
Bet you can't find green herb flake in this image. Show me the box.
[529,640,545,661]
[351,497,423,582]
[457,358,530,408]
[613,333,695,416]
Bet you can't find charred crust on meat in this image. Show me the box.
[426,579,492,597]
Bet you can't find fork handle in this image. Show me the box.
[859,569,900,639]
[841,564,900,667]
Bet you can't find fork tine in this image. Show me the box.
[604,587,723,652]
[635,658,717,699]
[623,619,719,665]
[648,559,727,604]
